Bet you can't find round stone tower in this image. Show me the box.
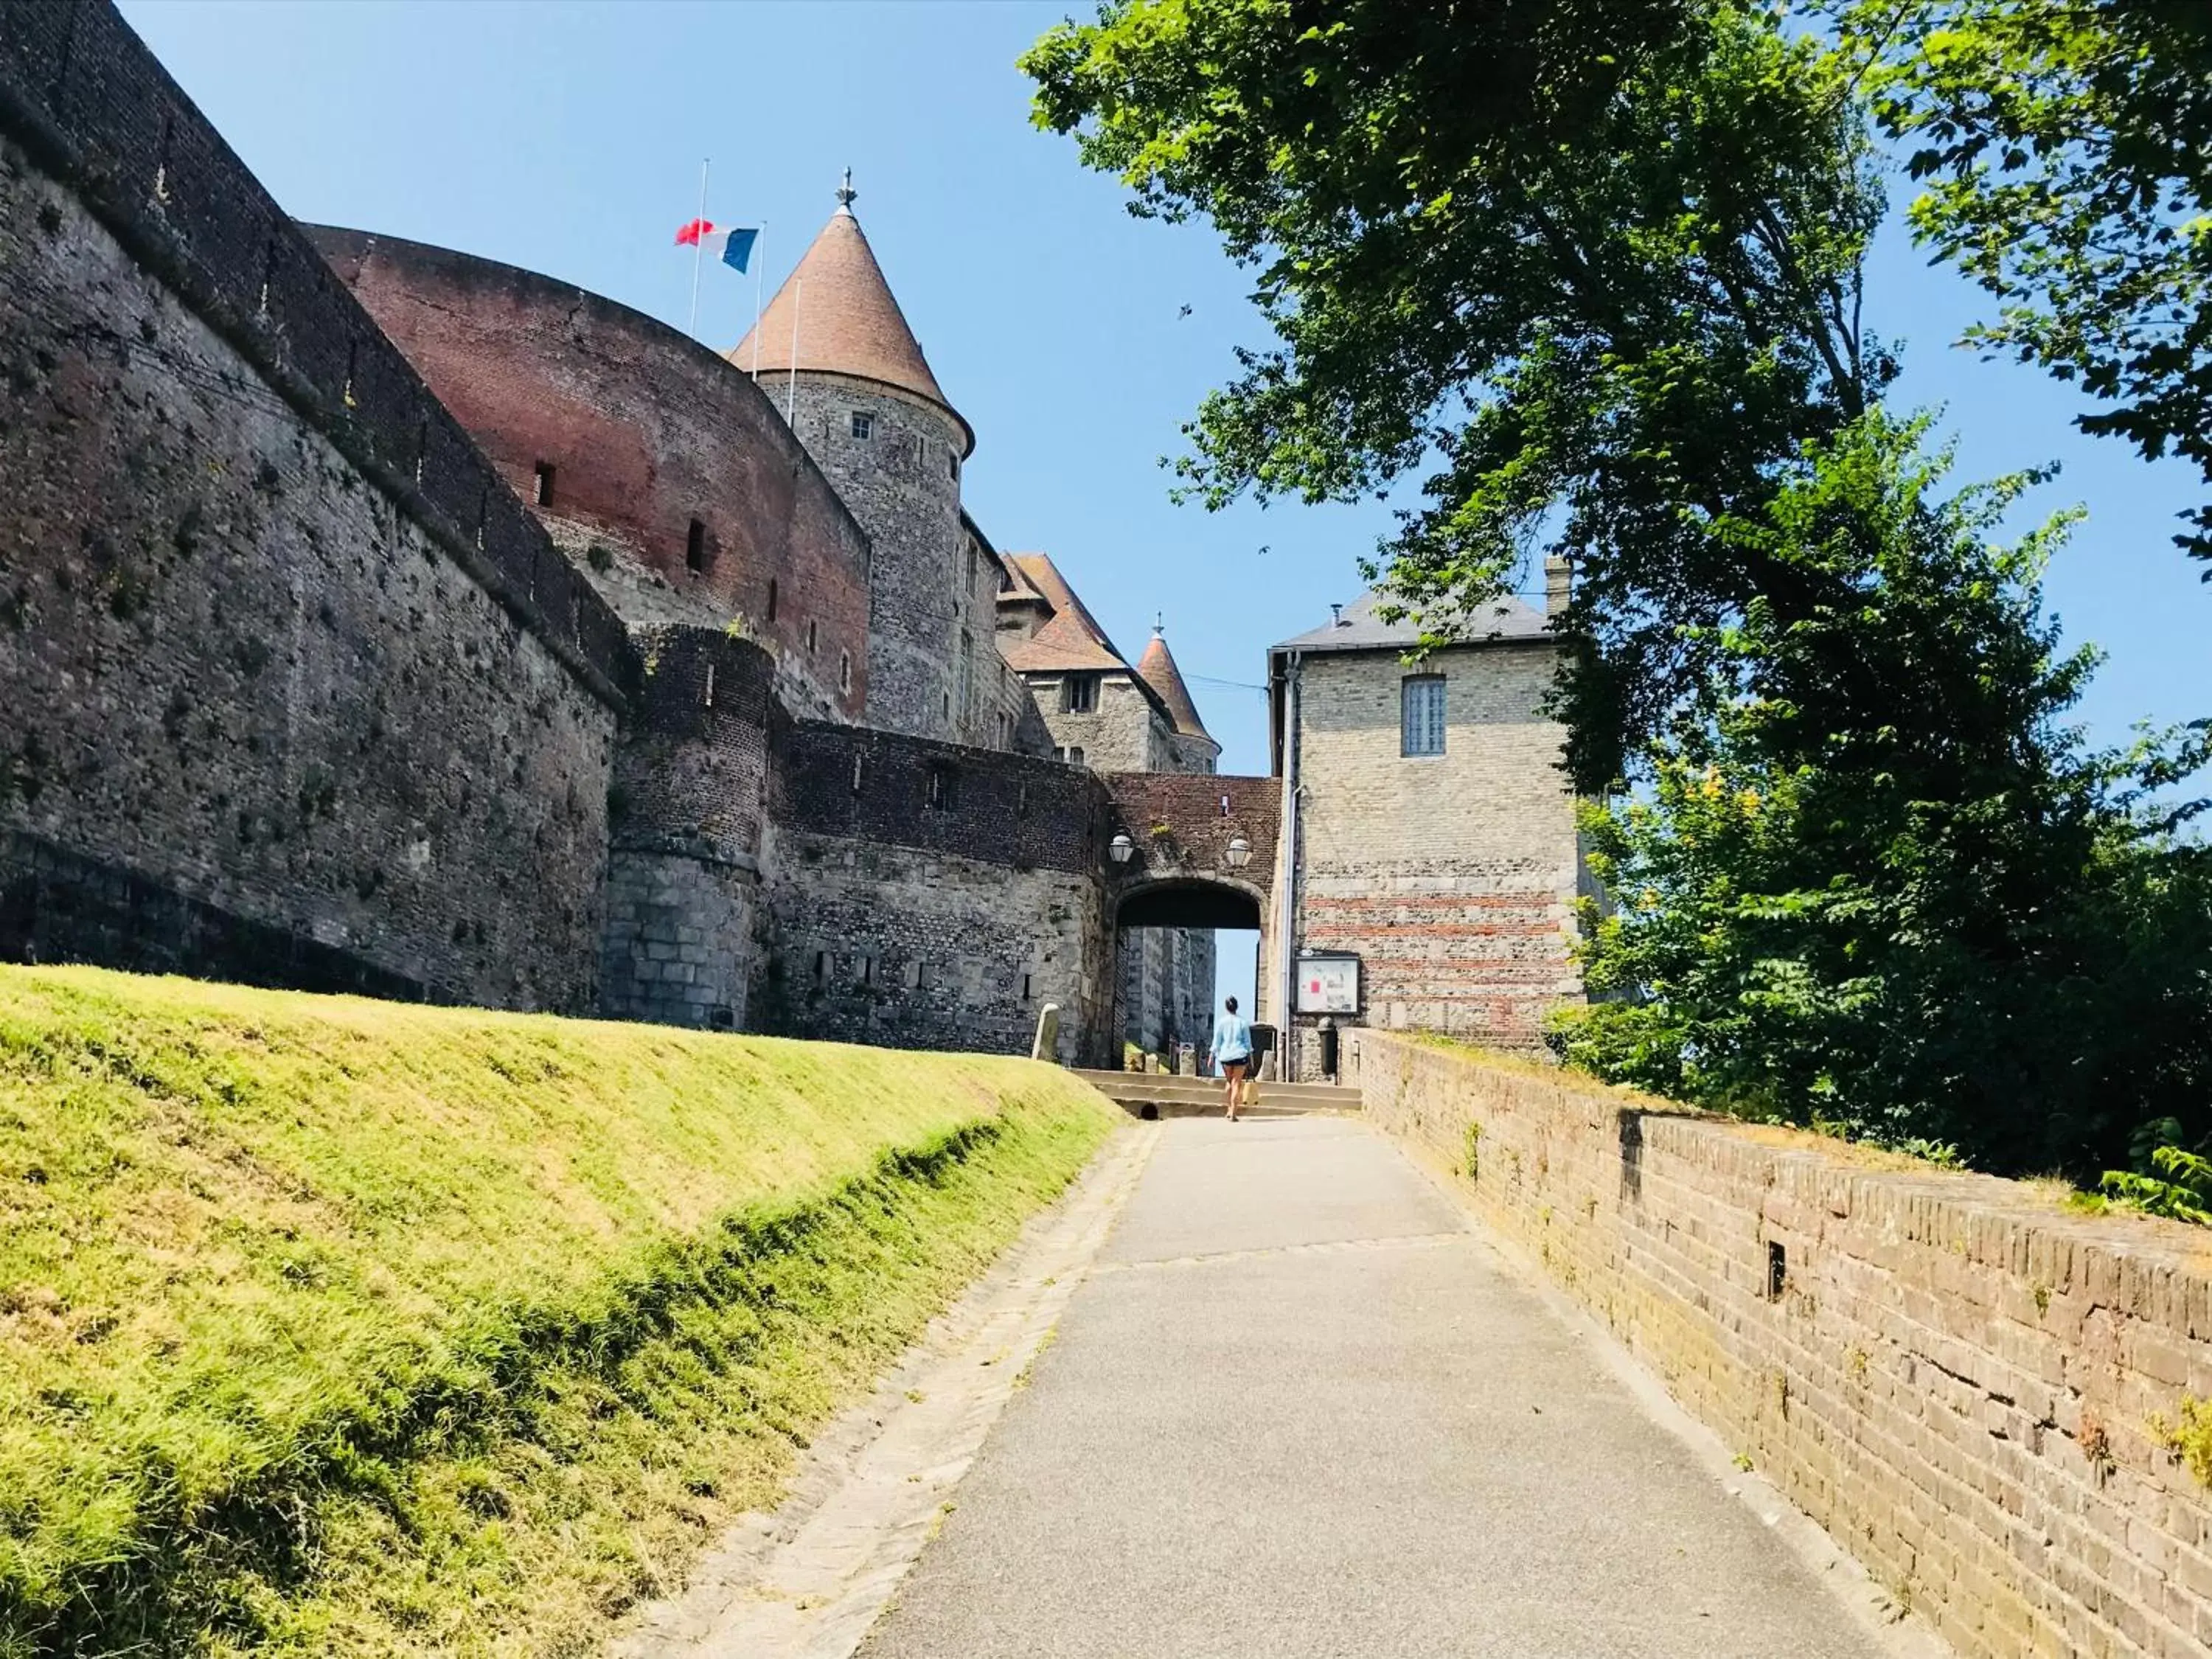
[733,178,992,745]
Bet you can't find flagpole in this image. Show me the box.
[786,276,801,423]
[686,156,709,337]
[750,223,765,381]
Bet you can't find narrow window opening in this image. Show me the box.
[839,650,852,693]
[765,577,779,622]
[807,619,818,654]
[849,410,874,439]
[812,950,829,984]
[1766,1240,1787,1301]
[851,754,863,795]
[905,959,925,990]
[1017,782,1029,819]
[533,460,556,507]
[686,518,706,573]
[1401,675,1447,757]
[858,956,874,986]
[928,765,955,811]
[1022,973,1033,1001]
[703,664,716,708]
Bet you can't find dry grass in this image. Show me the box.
[0,965,1119,1655]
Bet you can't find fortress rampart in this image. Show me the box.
[310,226,872,724]
[0,3,625,1009]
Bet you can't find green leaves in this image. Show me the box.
[1028,0,2212,1178]
[1854,0,2212,557]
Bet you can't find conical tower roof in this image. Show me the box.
[1136,622,1213,744]
[730,195,973,453]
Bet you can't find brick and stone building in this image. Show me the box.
[0,0,1585,1077]
[1267,570,1587,1075]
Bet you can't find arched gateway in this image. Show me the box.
[1093,773,1280,1070]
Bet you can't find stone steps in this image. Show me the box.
[1070,1069,1363,1119]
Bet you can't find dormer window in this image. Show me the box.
[1060,673,1098,714]
[850,411,874,439]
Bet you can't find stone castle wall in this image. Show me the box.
[784,376,975,742]
[1287,641,1580,1071]
[1352,1032,2212,1659]
[311,227,870,725]
[0,4,627,1009]
[759,720,1114,1059]
[599,628,777,1030]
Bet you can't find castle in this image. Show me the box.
[0,1,1586,1074]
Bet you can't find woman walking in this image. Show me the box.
[1211,995,1253,1121]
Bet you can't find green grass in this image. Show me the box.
[0,965,1120,1655]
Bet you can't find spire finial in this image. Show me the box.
[1153,611,1164,636]
[835,167,856,212]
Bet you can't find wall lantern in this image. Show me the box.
[1225,835,1253,869]
[1109,832,1135,864]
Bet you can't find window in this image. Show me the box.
[812,950,829,984]
[1021,973,1033,1001]
[806,619,818,654]
[766,578,779,622]
[858,955,874,986]
[927,764,956,810]
[1057,745,1085,767]
[686,518,706,574]
[850,411,874,439]
[947,451,959,482]
[1402,675,1447,757]
[532,461,555,507]
[1060,673,1098,714]
[838,650,852,693]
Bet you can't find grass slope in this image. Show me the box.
[0,966,1119,1656]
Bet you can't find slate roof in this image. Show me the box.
[1135,627,1213,744]
[997,554,1132,675]
[729,207,973,453]
[1272,589,1553,653]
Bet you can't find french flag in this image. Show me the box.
[674,218,759,274]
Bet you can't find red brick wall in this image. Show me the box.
[311,227,871,721]
[1354,1032,2212,1659]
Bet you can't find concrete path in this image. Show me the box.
[858,1116,1913,1659]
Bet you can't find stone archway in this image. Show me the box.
[1092,773,1280,1071]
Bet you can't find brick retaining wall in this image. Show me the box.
[1349,1030,2212,1658]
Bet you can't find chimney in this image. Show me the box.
[1544,555,1572,619]
[1329,602,1346,627]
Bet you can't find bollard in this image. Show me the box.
[1030,1003,1061,1063]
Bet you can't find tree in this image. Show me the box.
[1557,414,2212,1175]
[1026,0,2212,1176]
[1026,0,1888,789]
[1853,0,2212,560]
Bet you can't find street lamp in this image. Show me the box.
[1225,835,1252,869]
[1109,832,1135,864]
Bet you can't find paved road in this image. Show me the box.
[860,1116,1896,1659]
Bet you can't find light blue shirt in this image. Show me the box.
[1211,1012,1252,1065]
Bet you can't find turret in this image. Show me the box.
[733,175,996,745]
